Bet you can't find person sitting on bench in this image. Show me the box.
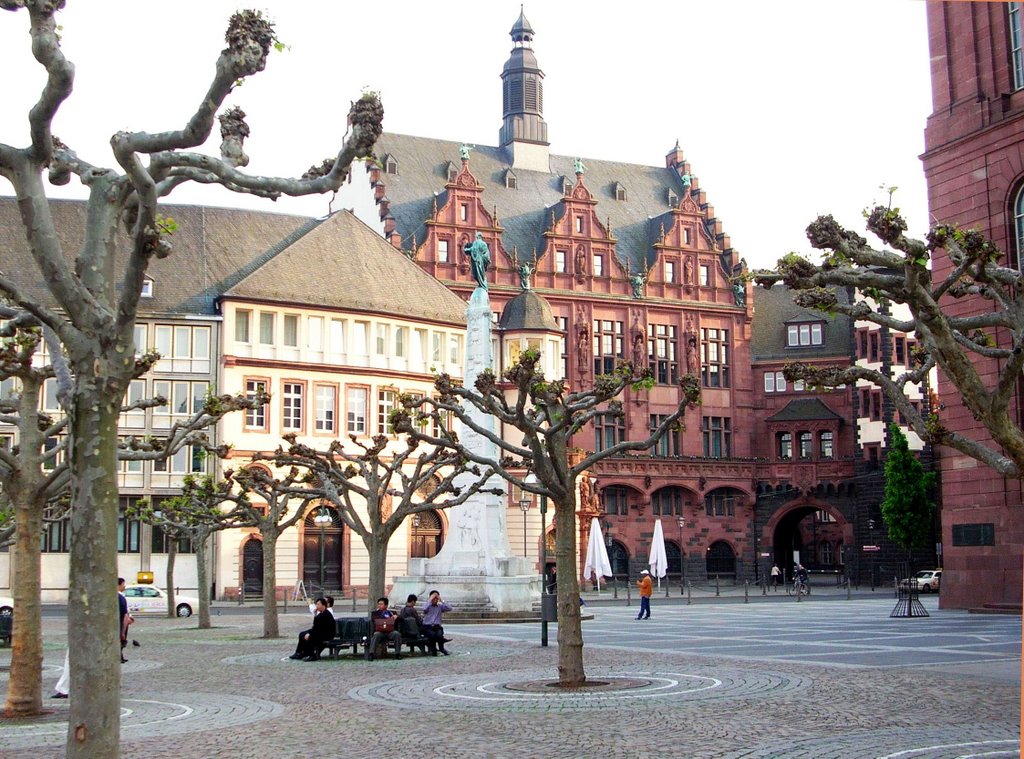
[290,597,335,661]
[366,597,402,661]
[421,590,452,656]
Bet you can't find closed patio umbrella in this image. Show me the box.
[649,519,669,588]
[583,517,614,592]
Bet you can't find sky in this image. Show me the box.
[0,1,933,271]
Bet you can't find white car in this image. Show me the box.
[0,595,12,616]
[123,585,197,618]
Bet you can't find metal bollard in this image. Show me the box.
[665,579,670,598]
[686,580,692,605]
[715,574,720,597]
[238,586,243,605]
[762,578,767,596]
[613,579,618,599]
[744,580,749,604]
[626,581,632,606]
[352,591,357,611]
[846,577,852,600]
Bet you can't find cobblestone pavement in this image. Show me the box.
[0,596,1018,758]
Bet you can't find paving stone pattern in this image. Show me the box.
[0,596,1018,758]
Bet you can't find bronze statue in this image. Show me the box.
[517,260,534,290]
[629,272,646,299]
[464,232,490,290]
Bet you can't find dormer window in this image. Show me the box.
[384,155,398,175]
[786,322,824,347]
[505,169,518,189]
[614,182,626,201]
[445,161,458,182]
[562,176,572,195]
[140,278,154,298]
[668,189,678,207]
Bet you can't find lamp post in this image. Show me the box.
[518,491,532,557]
[676,515,685,587]
[313,506,332,592]
[525,473,549,647]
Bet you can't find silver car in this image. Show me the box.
[123,585,198,617]
[900,569,942,593]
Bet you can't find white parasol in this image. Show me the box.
[649,519,669,588]
[582,517,614,592]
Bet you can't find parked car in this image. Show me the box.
[899,569,942,593]
[0,595,12,616]
[122,585,197,617]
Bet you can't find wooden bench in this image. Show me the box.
[0,614,11,647]
[397,616,431,655]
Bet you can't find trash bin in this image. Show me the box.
[541,593,557,622]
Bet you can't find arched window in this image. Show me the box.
[666,541,682,577]
[652,487,685,516]
[608,540,630,577]
[1013,182,1024,269]
[819,431,834,459]
[778,432,792,459]
[706,541,736,576]
[798,431,813,459]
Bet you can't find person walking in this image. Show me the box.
[118,577,134,663]
[636,569,653,620]
[770,563,782,591]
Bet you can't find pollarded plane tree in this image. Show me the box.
[256,431,504,615]
[394,350,701,687]
[754,205,1024,479]
[0,5,381,748]
[0,308,269,716]
[127,471,256,629]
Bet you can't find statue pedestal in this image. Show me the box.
[389,567,539,613]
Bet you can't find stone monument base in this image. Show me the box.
[389,572,540,613]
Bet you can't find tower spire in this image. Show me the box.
[500,7,549,171]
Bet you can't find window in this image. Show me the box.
[307,316,323,351]
[314,384,336,433]
[155,324,211,373]
[134,324,147,356]
[778,431,793,459]
[865,442,881,470]
[118,498,142,553]
[151,525,194,554]
[283,382,304,431]
[704,490,738,517]
[505,171,518,190]
[649,414,681,456]
[1011,2,1023,90]
[152,445,205,476]
[894,336,905,365]
[448,334,461,364]
[121,380,146,428]
[858,329,868,359]
[140,278,153,298]
[869,331,879,361]
[376,323,389,355]
[377,389,396,434]
[603,485,628,515]
[653,487,684,516]
[41,378,60,412]
[556,250,567,273]
[245,379,268,429]
[152,380,208,428]
[575,216,584,234]
[40,517,70,553]
[385,157,398,174]
[798,431,813,459]
[1014,183,1024,268]
[352,321,368,355]
[699,264,709,287]
[592,254,603,277]
[437,239,449,263]
[702,416,731,458]
[395,327,407,358]
[700,328,730,388]
[648,324,678,384]
[431,332,443,364]
[764,371,786,393]
[665,261,676,283]
[820,431,834,459]
[234,310,251,343]
[594,411,625,451]
[871,390,882,421]
[329,319,345,354]
[283,315,299,347]
[258,312,274,345]
[593,320,624,375]
[787,322,824,347]
[460,203,468,222]
[793,379,805,392]
[346,386,368,435]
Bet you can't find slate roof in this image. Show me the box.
[225,210,467,325]
[0,197,466,326]
[750,283,852,361]
[766,398,844,423]
[368,133,699,275]
[497,289,560,331]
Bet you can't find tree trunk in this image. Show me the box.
[261,529,279,637]
[196,528,212,629]
[553,496,585,686]
[165,541,177,618]
[365,534,390,615]
[3,491,45,716]
[66,396,122,759]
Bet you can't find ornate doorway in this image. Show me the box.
[302,507,343,592]
[410,510,443,558]
[242,538,263,595]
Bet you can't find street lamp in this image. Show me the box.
[313,506,333,591]
[518,490,532,557]
[524,472,549,647]
[676,515,685,583]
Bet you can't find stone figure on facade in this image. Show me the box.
[631,326,646,370]
[517,259,534,290]
[629,271,646,299]
[685,316,698,375]
[732,280,747,308]
[683,258,693,285]
[464,232,490,290]
[575,246,587,276]
[575,305,590,373]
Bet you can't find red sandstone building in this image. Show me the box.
[922,1,1024,608]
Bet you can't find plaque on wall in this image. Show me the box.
[951,523,995,547]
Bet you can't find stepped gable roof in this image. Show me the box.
[224,210,467,325]
[766,398,844,423]
[750,283,852,361]
[498,289,560,331]
[0,197,311,316]
[370,133,692,273]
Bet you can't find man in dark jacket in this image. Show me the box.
[292,597,335,661]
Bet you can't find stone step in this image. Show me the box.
[968,603,1022,615]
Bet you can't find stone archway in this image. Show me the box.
[767,498,853,578]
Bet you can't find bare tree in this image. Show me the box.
[394,350,700,687]
[231,464,319,638]
[0,314,268,716]
[0,4,381,752]
[257,431,504,614]
[755,206,1024,478]
[128,472,254,628]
